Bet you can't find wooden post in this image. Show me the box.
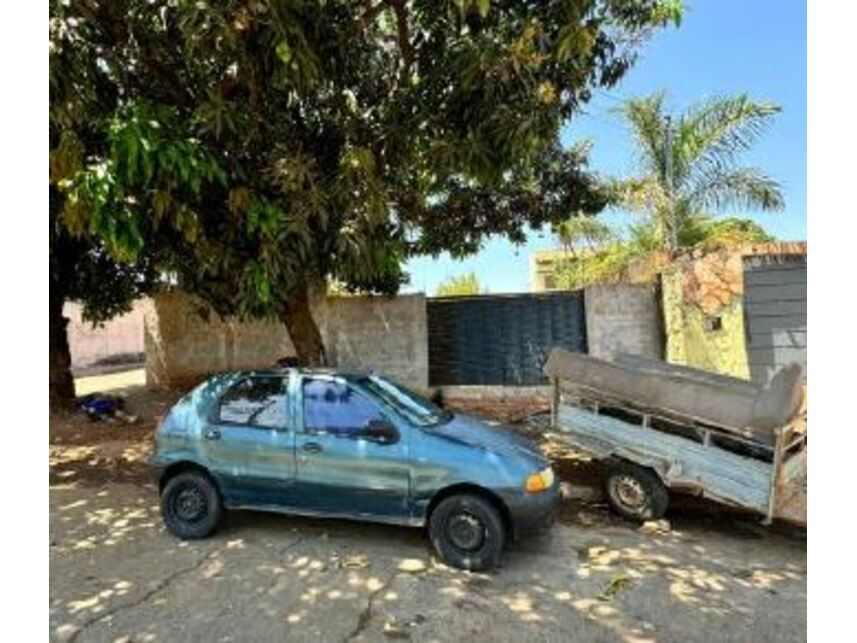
[764,426,786,525]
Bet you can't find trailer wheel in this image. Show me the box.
[604,461,668,521]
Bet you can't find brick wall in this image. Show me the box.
[438,385,551,423]
[144,291,428,389]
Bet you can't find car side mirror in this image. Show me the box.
[362,419,399,445]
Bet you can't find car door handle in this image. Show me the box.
[204,428,221,441]
[301,442,323,454]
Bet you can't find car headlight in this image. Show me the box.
[525,467,555,493]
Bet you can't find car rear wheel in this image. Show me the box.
[428,494,505,571]
[160,471,223,539]
[604,461,668,521]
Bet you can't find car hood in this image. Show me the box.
[429,413,547,466]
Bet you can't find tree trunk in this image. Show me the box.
[49,290,76,413]
[281,285,327,366]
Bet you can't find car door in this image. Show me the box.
[293,375,411,521]
[200,373,297,507]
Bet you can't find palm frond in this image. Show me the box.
[613,92,668,179]
[554,216,615,251]
[612,176,670,215]
[687,167,785,213]
[679,94,780,179]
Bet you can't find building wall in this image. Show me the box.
[316,293,429,389]
[530,249,571,291]
[662,242,807,380]
[662,269,751,378]
[65,301,146,369]
[584,284,663,359]
[144,291,428,389]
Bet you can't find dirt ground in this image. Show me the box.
[50,370,807,642]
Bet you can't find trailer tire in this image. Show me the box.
[604,461,668,521]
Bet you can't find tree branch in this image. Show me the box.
[353,1,387,37]
[390,0,413,84]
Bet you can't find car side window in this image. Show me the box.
[218,376,289,429]
[302,379,382,438]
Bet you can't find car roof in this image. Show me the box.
[225,367,373,380]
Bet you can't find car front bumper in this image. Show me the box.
[498,482,562,540]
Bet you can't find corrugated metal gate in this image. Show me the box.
[743,255,807,384]
[427,292,587,386]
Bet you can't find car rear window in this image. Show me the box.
[218,376,289,429]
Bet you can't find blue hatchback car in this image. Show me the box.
[152,369,560,570]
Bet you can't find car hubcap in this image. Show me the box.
[610,475,646,510]
[174,486,207,522]
[447,512,485,551]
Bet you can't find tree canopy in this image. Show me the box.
[49,13,162,411]
[51,0,682,365]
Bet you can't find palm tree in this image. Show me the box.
[614,92,785,249]
[554,216,615,257]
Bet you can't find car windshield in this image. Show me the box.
[358,375,450,427]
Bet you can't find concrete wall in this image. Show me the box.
[583,284,663,359]
[65,301,145,369]
[143,292,292,388]
[144,291,428,389]
[316,294,428,389]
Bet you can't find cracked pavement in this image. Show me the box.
[50,481,806,642]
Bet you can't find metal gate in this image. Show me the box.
[743,255,807,384]
[427,292,587,386]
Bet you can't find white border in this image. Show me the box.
[808,1,857,640]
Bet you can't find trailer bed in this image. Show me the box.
[545,352,806,525]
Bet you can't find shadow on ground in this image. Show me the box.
[50,376,806,642]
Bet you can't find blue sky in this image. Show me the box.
[404,0,807,295]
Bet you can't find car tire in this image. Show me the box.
[604,461,669,522]
[429,494,505,572]
[160,471,223,539]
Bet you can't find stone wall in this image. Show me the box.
[661,242,807,380]
[144,291,428,389]
[583,284,663,359]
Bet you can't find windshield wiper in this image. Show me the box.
[431,410,454,425]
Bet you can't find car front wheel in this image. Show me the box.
[160,471,223,539]
[428,494,505,571]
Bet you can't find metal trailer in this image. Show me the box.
[547,375,807,525]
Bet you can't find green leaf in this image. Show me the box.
[653,0,684,27]
[126,131,139,182]
[276,40,292,64]
[259,277,271,304]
